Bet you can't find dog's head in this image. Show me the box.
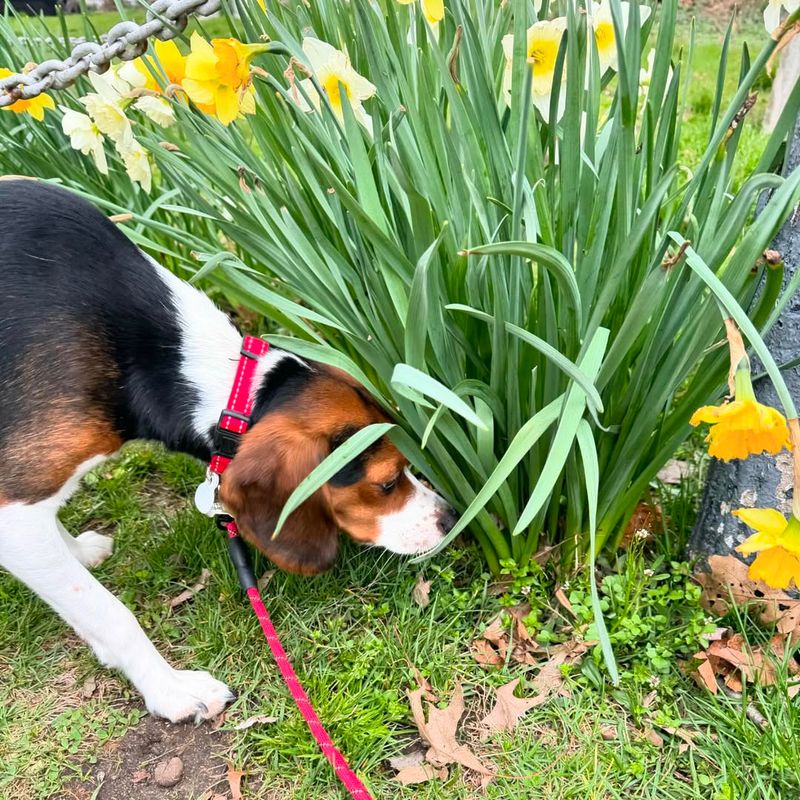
[219,360,455,575]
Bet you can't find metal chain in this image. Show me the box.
[0,0,220,107]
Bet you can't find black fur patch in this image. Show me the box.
[0,181,208,467]
[251,356,314,422]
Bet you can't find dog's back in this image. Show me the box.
[0,180,195,503]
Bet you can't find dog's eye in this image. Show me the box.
[379,478,398,495]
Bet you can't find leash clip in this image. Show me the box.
[194,469,227,517]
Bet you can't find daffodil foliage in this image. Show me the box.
[3,0,800,575]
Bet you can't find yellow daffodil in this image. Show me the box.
[691,363,792,461]
[501,18,568,122]
[397,0,445,27]
[183,33,267,125]
[0,67,55,121]
[132,96,175,127]
[295,37,377,133]
[591,1,652,74]
[118,138,152,193]
[60,107,108,174]
[121,39,187,94]
[733,508,800,589]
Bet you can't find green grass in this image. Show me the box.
[2,443,799,799]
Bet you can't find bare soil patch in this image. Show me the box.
[60,716,233,800]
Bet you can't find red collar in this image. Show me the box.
[194,335,269,516]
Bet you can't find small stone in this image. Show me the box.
[154,756,184,788]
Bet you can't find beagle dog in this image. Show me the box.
[0,180,454,723]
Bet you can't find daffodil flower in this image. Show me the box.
[0,67,55,121]
[121,39,187,94]
[591,1,652,74]
[79,71,134,146]
[133,96,176,127]
[61,107,108,174]
[183,33,267,125]
[397,0,445,28]
[764,0,799,33]
[118,138,153,193]
[295,37,377,133]
[639,48,672,98]
[734,508,800,589]
[691,365,792,461]
[502,18,568,122]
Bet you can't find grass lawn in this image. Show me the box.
[1,443,799,799]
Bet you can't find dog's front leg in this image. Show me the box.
[0,502,234,723]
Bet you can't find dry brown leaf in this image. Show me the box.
[692,653,718,694]
[388,749,425,772]
[233,714,278,730]
[696,555,800,625]
[412,667,438,703]
[621,500,663,547]
[644,728,664,748]
[257,570,276,592]
[657,459,689,484]
[131,770,149,784]
[479,679,544,739]
[169,568,212,609]
[81,676,97,699]
[554,587,575,617]
[227,767,244,800]
[413,574,432,609]
[600,724,617,741]
[395,764,448,785]
[407,684,494,777]
[471,639,504,667]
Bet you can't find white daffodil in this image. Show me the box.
[133,96,176,127]
[118,139,152,193]
[60,107,108,174]
[639,48,673,97]
[502,18,568,122]
[764,0,799,33]
[591,1,652,74]
[295,37,377,133]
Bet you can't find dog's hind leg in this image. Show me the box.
[56,518,114,568]
[0,500,234,723]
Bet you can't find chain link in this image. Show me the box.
[0,0,220,107]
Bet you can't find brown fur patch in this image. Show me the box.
[0,404,121,504]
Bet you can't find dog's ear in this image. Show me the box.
[219,414,339,576]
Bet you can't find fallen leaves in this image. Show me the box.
[226,767,244,800]
[233,714,278,731]
[412,574,432,609]
[697,555,800,633]
[690,628,800,696]
[168,568,212,609]
[407,682,495,781]
[479,679,543,739]
[395,763,448,785]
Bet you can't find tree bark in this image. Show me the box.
[690,116,800,562]
[764,37,800,134]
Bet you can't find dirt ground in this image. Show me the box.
[60,716,233,800]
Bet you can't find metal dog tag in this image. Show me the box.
[194,471,222,516]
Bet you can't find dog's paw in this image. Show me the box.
[74,531,114,567]
[144,669,235,724]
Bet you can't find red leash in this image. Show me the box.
[195,336,374,799]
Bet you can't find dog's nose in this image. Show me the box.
[438,506,458,534]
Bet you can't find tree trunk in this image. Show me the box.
[690,116,800,562]
[764,37,800,134]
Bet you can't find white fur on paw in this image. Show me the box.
[144,669,235,724]
[75,531,114,567]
